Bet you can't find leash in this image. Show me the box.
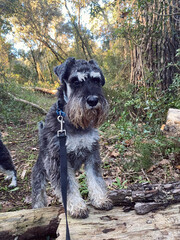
[57,103,71,240]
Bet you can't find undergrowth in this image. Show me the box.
[0,77,179,195]
[0,82,55,124]
[103,76,180,172]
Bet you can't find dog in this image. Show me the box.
[0,133,17,188]
[31,57,113,218]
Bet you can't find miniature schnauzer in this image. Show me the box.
[31,57,113,218]
[0,133,17,188]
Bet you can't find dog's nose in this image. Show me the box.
[87,95,99,107]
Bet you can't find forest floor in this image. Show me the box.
[0,87,179,213]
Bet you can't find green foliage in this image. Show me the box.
[0,83,54,124]
[105,73,180,126]
[112,178,128,189]
[134,139,154,171]
[13,62,32,83]
[102,74,180,172]
[78,173,88,199]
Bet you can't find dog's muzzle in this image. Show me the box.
[86,95,99,107]
[65,94,109,129]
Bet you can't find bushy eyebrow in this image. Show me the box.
[77,72,87,81]
[69,71,101,83]
[90,72,101,78]
[69,72,87,82]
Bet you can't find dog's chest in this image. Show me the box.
[66,129,99,153]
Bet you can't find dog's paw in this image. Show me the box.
[33,202,47,209]
[67,198,89,218]
[8,182,17,188]
[91,198,113,211]
[69,207,89,219]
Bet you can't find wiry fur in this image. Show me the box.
[0,133,17,188]
[65,94,109,129]
[31,58,113,218]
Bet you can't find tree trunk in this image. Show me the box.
[130,0,179,90]
[30,49,39,82]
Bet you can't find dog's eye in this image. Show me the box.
[92,77,101,85]
[70,77,82,87]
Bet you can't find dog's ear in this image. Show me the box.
[54,57,76,82]
[89,59,105,86]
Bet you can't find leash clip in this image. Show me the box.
[57,115,66,137]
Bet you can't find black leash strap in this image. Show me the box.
[57,112,71,240]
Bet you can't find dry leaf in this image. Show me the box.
[1,131,8,137]
[147,165,157,172]
[160,124,165,131]
[159,159,169,165]
[21,169,27,179]
[106,145,114,151]
[124,140,131,147]
[111,150,120,158]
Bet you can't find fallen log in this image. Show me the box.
[57,204,180,240]
[33,87,57,95]
[0,182,180,239]
[0,206,63,240]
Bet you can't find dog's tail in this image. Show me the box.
[37,121,44,137]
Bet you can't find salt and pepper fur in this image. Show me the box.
[31,58,113,218]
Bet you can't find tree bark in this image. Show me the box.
[130,0,179,90]
[109,181,180,214]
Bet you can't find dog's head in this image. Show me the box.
[54,57,109,129]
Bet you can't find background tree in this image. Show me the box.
[11,0,69,62]
[127,0,179,90]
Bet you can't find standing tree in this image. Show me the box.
[129,0,179,90]
[11,0,69,62]
[64,0,94,60]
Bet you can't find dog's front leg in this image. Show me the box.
[67,164,89,218]
[85,161,113,211]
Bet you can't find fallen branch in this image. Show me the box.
[8,92,47,115]
[33,87,57,95]
[109,181,180,214]
[23,86,57,95]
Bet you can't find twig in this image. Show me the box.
[7,93,47,115]
[141,168,151,183]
